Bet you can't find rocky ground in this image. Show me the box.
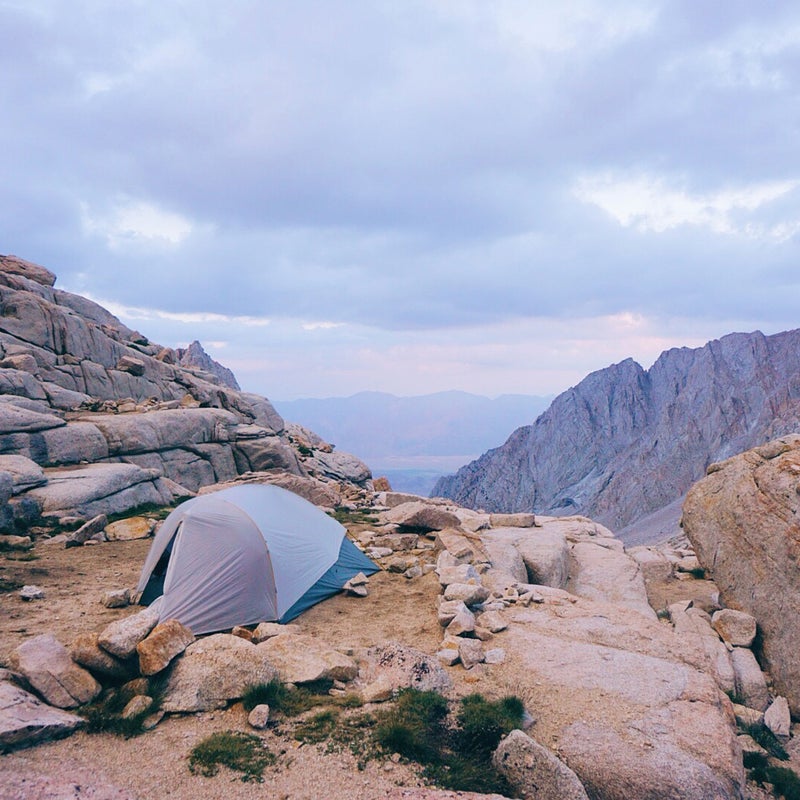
[1,491,796,800]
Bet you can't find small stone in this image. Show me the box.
[101,589,131,609]
[121,694,153,720]
[361,676,394,703]
[248,703,270,729]
[64,514,107,547]
[446,605,476,636]
[98,608,160,659]
[473,626,494,642]
[343,580,368,596]
[404,565,423,579]
[476,609,508,633]
[231,626,254,642]
[457,638,485,669]
[252,622,300,643]
[19,585,45,601]
[436,648,460,666]
[484,648,506,664]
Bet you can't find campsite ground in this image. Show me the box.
[0,537,453,799]
[0,531,724,799]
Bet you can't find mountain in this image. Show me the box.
[433,329,800,543]
[273,391,552,457]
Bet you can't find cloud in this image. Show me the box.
[4,2,800,398]
[574,173,800,237]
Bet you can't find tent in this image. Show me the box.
[135,483,379,635]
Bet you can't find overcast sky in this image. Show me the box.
[3,1,800,399]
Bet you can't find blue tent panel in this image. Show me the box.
[279,536,379,622]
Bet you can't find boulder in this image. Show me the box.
[682,435,800,714]
[514,529,570,588]
[493,729,589,800]
[361,642,452,695]
[730,647,770,712]
[0,455,46,493]
[65,514,108,547]
[97,607,160,659]
[255,633,357,684]
[69,632,136,681]
[384,501,462,532]
[101,589,131,609]
[764,696,791,738]
[27,463,176,520]
[0,254,57,286]
[489,512,536,528]
[0,681,84,752]
[567,540,657,619]
[443,582,490,606]
[105,516,156,541]
[482,537,528,583]
[711,609,757,648]
[161,634,278,712]
[9,635,100,709]
[136,619,195,676]
[499,592,744,800]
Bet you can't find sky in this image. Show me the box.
[2,1,800,400]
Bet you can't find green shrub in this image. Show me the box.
[188,731,274,782]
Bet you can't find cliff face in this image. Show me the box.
[433,329,800,538]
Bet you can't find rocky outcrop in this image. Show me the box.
[0,255,373,531]
[431,512,745,800]
[434,329,800,543]
[176,340,240,391]
[682,434,800,715]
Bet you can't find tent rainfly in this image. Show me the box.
[135,483,379,635]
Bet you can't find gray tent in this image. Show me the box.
[136,483,378,634]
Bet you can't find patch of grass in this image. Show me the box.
[242,678,360,718]
[375,690,524,794]
[294,709,340,743]
[80,676,166,738]
[332,507,379,526]
[746,752,800,800]
[188,731,275,782]
[106,503,176,525]
[4,551,39,562]
[375,688,449,763]
[0,576,23,593]
[455,694,525,758]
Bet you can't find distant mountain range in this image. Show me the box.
[272,391,552,494]
[433,329,800,544]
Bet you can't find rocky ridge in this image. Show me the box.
[0,254,372,543]
[433,329,800,543]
